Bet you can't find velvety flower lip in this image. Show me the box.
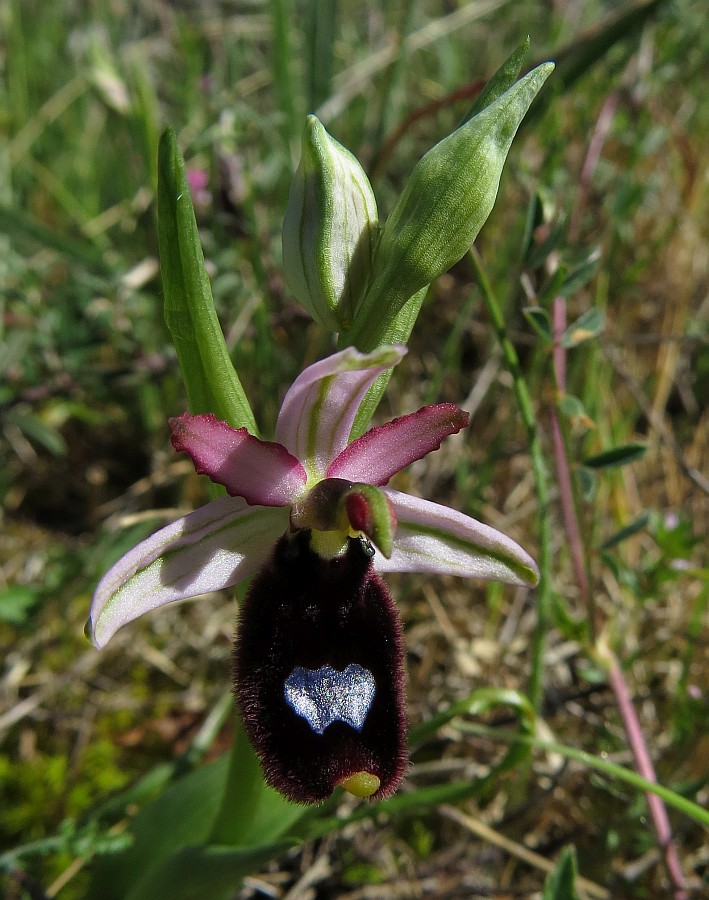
[233,532,408,803]
[87,344,539,649]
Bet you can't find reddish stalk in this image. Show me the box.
[550,296,686,898]
[549,300,595,634]
[604,652,688,897]
[568,92,618,243]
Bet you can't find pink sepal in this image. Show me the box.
[327,403,469,485]
[170,413,307,506]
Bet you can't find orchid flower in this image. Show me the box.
[88,344,538,804]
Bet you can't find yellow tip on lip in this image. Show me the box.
[339,771,380,798]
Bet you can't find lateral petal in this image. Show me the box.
[87,499,289,648]
[170,413,307,505]
[327,403,469,484]
[376,489,539,586]
[274,345,406,478]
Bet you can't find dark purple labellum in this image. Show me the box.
[233,532,407,804]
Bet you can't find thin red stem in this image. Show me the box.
[550,296,686,897]
[606,656,687,898]
[550,298,594,631]
[568,91,618,242]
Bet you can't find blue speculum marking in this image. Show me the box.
[284,664,376,734]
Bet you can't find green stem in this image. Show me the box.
[458,721,709,829]
[341,284,428,438]
[468,247,551,714]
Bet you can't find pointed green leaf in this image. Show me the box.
[87,751,307,900]
[523,306,553,342]
[209,710,307,848]
[520,191,545,264]
[559,248,601,298]
[560,307,604,347]
[558,394,586,419]
[525,216,567,269]
[536,265,567,306]
[584,443,646,470]
[126,842,295,900]
[86,756,229,900]
[600,512,651,550]
[208,710,270,846]
[158,128,257,432]
[543,845,580,900]
[558,394,595,429]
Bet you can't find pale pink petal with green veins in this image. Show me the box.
[88,499,289,648]
[327,403,469,485]
[170,412,307,505]
[274,345,407,477]
[375,489,539,585]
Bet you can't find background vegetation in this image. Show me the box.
[1,0,707,896]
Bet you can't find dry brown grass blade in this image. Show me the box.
[440,805,610,899]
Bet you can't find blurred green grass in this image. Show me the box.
[1,0,708,896]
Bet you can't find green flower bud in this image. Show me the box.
[282,116,378,331]
[348,62,554,350]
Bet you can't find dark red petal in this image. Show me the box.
[233,533,408,804]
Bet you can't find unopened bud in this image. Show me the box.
[349,62,554,349]
[282,116,378,331]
